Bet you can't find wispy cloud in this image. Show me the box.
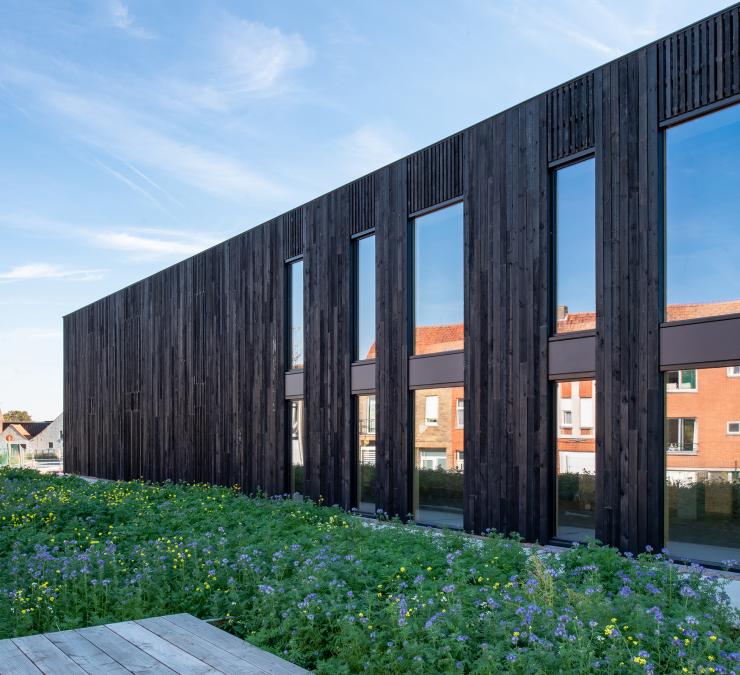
[336,122,410,177]
[94,229,219,260]
[0,264,104,282]
[162,15,313,111]
[106,0,154,39]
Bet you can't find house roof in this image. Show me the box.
[363,323,465,359]
[2,421,53,438]
[558,300,740,331]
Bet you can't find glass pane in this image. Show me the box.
[556,379,596,541]
[413,203,464,354]
[289,260,304,369]
[414,387,464,528]
[355,235,376,360]
[555,158,596,333]
[666,103,740,321]
[290,400,304,494]
[665,366,740,564]
[357,394,376,513]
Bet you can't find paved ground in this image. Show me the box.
[0,613,308,674]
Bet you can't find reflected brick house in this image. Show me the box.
[557,305,740,481]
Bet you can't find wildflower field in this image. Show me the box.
[1,468,738,674]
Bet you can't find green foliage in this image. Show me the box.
[1,468,738,674]
[2,409,31,422]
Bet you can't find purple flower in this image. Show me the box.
[442,584,455,593]
[619,585,633,597]
[506,653,517,662]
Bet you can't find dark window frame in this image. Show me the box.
[352,229,377,364]
[550,152,597,339]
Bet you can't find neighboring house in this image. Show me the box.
[1,413,63,470]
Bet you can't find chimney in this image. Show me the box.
[557,305,568,322]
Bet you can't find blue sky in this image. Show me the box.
[0,0,729,419]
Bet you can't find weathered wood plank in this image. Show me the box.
[45,629,129,674]
[76,625,176,675]
[105,621,219,674]
[0,638,42,675]
[11,635,86,675]
[135,617,263,675]
[163,614,306,675]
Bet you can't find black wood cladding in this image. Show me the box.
[594,48,664,553]
[283,207,305,260]
[349,174,376,235]
[465,98,551,540]
[547,74,595,161]
[407,134,463,214]
[64,222,288,494]
[64,6,739,553]
[658,6,739,121]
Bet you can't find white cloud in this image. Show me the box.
[43,88,283,199]
[94,230,219,260]
[219,18,313,95]
[0,264,104,282]
[337,122,410,177]
[106,0,154,39]
[162,16,314,110]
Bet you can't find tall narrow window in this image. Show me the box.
[413,203,464,354]
[414,386,464,529]
[290,399,304,494]
[355,235,376,360]
[554,158,596,333]
[288,260,304,370]
[666,103,740,321]
[665,366,740,564]
[555,379,596,541]
[357,394,376,513]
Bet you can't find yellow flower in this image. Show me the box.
[400,567,406,573]
[634,657,647,666]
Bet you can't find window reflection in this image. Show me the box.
[288,260,304,370]
[555,158,596,334]
[665,366,740,564]
[556,379,596,541]
[413,203,464,354]
[357,394,376,513]
[355,236,376,361]
[290,399,304,494]
[414,387,464,528]
[666,103,740,321]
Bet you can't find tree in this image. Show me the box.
[2,410,32,422]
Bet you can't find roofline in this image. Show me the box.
[63,2,740,319]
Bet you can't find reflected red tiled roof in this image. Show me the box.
[666,300,740,321]
[363,323,464,359]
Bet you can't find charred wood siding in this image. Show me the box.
[658,6,740,121]
[63,222,287,494]
[349,175,376,236]
[303,189,353,508]
[283,208,305,260]
[547,74,595,161]
[594,48,664,553]
[375,160,410,518]
[64,5,740,554]
[407,134,463,214]
[464,97,550,540]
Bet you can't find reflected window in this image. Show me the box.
[555,158,596,334]
[290,399,304,494]
[665,366,740,564]
[414,387,464,528]
[413,203,464,354]
[355,235,376,360]
[666,103,740,321]
[288,260,304,370]
[556,379,596,541]
[667,369,697,392]
[455,398,464,428]
[357,394,376,513]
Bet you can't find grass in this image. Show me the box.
[1,467,738,673]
